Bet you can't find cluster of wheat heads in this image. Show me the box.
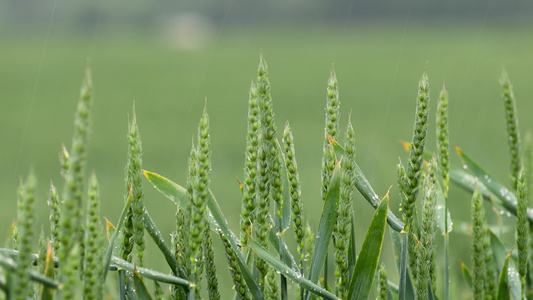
[0,57,531,300]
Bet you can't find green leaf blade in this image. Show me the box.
[133,268,154,300]
[250,240,338,300]
[142,170,187,206]
[455,147,533,222]
[497,251,511,300]
[306,162,341,290]
[353,162,404,232]
[103,186,135,280]
[348,195,389,300]
[143,170,263,300]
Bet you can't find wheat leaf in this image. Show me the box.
[347,195,389,300]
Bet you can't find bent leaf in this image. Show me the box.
[353,162,404,232]
[250,240,338,300]
[111,256,189,287]
[348,195,389,300]
[142,170,187,208]
[456,147,533,222]
[143,170,263,300]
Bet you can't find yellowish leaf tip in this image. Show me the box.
[327,133,335,145]
[236,178,243,192]
[383,185,393,201]
[454,145,462,156]
[105,217,115,243]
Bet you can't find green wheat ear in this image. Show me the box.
[436,83,451,300]
[257,55,283,219]
[303,222,315,274]
[58,67,93,300]
[59,145,69,180]
[321,67,340,202]
[220,233,252,300]
[83,172,104,300]
[483,227,496,299]
[402,72,430,230]
[417,157,437,300]
[500,70,522,190]
[172,140,195,299]
[204,225,220,300]
[154,281,165,300]
[266,265,279,299]
[516,168,529,298]
[378,263,388,300]
[254,55,284,289]
[471,184,486,300]
[126,107,145,266]
[283,121,304,271]
[13,171,36,300]
[399,72,430,283]
[189,105,211,298]
[48,181,60,254]
[437,85,450,197]
[37,227,47,275]
[335,119,356,299]
[241,82,259,246]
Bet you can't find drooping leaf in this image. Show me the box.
[353,162,404,232]
[133,267,153,300]
[142,170,220,232]
[306,161,341,298]
[456,146,533,222]
[0,252,58,289]
[347,195,389,300]
[496,251,512,300]
[111,256,189,287]
[143,170,263,300]
[141,170,187,208]
[144,209,189,281]
[268,217,299,272]
[335,138,404,232]
[250,240,337,300]
[449,165,498,201]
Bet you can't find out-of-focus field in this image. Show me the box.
[2,20,533,297]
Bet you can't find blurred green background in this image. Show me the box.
[2,0,533,298]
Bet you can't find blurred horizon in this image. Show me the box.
[2,0,533,35]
